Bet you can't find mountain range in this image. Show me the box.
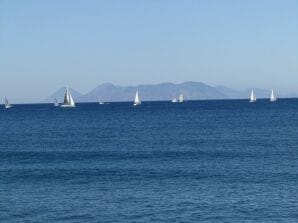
[43,82,288,103]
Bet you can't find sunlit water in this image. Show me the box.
[1,100,298,222]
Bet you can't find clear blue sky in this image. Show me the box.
[1,0,297,102]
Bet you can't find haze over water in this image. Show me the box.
[1,100,298,222]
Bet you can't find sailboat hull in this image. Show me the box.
[60,104,76,108]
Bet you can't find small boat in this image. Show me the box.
[249,89,256,103]
[4,97,12,109]
[54,98,59,107]
[270,89,277,102]
[61,87,76,108]
[133,90,141,106]
[99,97,105,105]
[179,94,184,103]
[172,98,178,103]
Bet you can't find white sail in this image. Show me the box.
[270,90,277,102]
[5,97,12,109]
[172,97,178,103]
[249,90,256,103]
[133,90,141,106]
[179,94,184,103]
[61,88,76,107]
[68,90,75,107]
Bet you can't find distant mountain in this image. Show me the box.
[78,81,228,102]
[43,82,291,103]
[216,86,246,99]
[43,87,83,103]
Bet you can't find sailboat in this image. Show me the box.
[54,98,59,107]
[4,97,12,109]
[249,90,256,103]
[172,97,178,103]
[133,91,141,106]
[99,96,104,105]
[61,88,76,108]
[179,94,184,103]
[270,90,277,102]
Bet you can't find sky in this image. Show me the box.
[0,0,298,102]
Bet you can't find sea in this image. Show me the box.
[1,99,298,222]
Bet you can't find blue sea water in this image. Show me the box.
[1,99,298,222]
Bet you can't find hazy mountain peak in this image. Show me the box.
[43,81,279,103]
[100,82,115,87]
[76,81,229,102]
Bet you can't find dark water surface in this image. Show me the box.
[1,100,298,222]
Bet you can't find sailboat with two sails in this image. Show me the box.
[61,88,76,108]
[4,98,12,109]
